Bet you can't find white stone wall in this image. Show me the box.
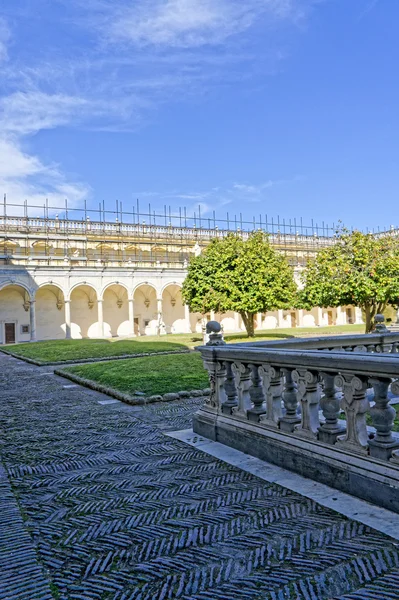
[0,265,360,342]
[0,287,31,344]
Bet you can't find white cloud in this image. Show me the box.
[0,137,89,214]
[0,17,10,63]
[104,0,301,48]
[0,92,90,136]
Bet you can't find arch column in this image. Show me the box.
[277,309,284,328]
[65,300,71,339]
[157,297,163,335]
[98,299,104,337]
[30,300,37,342]
[128,298,135,336]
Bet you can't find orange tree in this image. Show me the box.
[300,229,399,333]
[182,231,297,337]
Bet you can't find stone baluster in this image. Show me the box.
[368,377,399,460]
[279,368,301,432]
[353,345,367,353]
[221,361,238,415]
[318,372,345,444]
[247,364,266,422]
[259,366,283,428]
[335,374,369,454]
[202,358,218,412]
[231,362,252,419]
[366,345,376,353]
[293,369,321,439]
[215,361,227,411]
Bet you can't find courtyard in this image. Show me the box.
[1,342,399,600]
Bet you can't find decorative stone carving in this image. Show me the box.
[335,374,369,454]
[374,314,388,332]
[205,321,226,346]
[221,361,238,415]
[368,378,399,460]
[293,369,321,439]
[231,362,251,419]
[318,372,345,444]
[247,364,266,422]
[279,368,301,433]
[259,365,283,429]
[203,359,218,412]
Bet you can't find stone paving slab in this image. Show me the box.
[1,353,399,600]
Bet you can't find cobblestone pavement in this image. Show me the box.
[1,353,399,600]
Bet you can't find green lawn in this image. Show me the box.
[2,338,188,364]
[62,352,208,397]
[1,324,364,364]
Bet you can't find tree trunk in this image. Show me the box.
[240,312,255,337]
[364,304,377,333]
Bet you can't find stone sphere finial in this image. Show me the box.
[374,314,388,333]
[205,320,226,346]
[206,321,221,334]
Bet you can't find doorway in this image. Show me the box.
[5,323,16,344]
[290,312,297,328]
[328,310,333,326]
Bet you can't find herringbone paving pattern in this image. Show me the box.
[0,353,399,600]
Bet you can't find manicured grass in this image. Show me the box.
[2,338,187,363]
[2,324,364,364]
[63,352,208,397]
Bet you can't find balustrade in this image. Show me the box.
[195,337,399,462]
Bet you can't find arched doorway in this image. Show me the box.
[0,283,32,344]
[162,284,186,334]
[133,284,157,336]
[36,284,66,340]
[103,284,130,337]
[70,284,99,338]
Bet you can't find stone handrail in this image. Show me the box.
[194,339,399,512]
[235,331,399,354]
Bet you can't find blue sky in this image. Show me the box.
[0,0,397,230]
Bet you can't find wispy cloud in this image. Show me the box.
[101,0,302,48]
[131,178,296,215]
[0,17,10,63]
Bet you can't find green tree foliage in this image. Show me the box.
[182,231,297,337]
[300,229,399,333]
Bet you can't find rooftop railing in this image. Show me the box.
[0,215,335,247]
[194,328,399,513]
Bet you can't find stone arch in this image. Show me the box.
[0,279,33,298]
[67,281,99,302]
[162,283,186,334]
[102,283,130,338]
[133,283,158,336]
[36,284,66,340]
[0,282,33,344]
[69,283,99,339]
[100,281,130,301]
